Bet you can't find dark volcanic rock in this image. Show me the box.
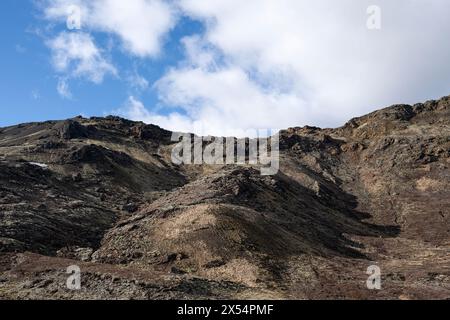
[130,123,172,142]
[56,120,92,140]
[64,144,133,166]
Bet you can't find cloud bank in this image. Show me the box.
[41,0,450,136]
[44,0,177,57]
[47,32,116,83]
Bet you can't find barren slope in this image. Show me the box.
[0,96,449,300]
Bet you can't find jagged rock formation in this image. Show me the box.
[0,96,449,300]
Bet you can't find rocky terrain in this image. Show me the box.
[0,96,449,300]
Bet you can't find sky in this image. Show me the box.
[0,0,449,137]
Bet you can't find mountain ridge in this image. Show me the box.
[0,95,449,299]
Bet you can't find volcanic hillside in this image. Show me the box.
[0,96,449,299]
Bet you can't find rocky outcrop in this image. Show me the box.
[55,120,93,140]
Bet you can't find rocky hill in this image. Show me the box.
[0,96,449,300]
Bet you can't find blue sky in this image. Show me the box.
[1,0,449,136]
[0,0,202,127]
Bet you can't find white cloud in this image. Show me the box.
[43,0,177,57]
[57,78,72,99]
[127,72,149,91]
[40,0,450,135]
[41,0,176,99]
[149,0,450,134]
[115,96,196,134]
[156,63,307,136]
[47,32,116,83]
